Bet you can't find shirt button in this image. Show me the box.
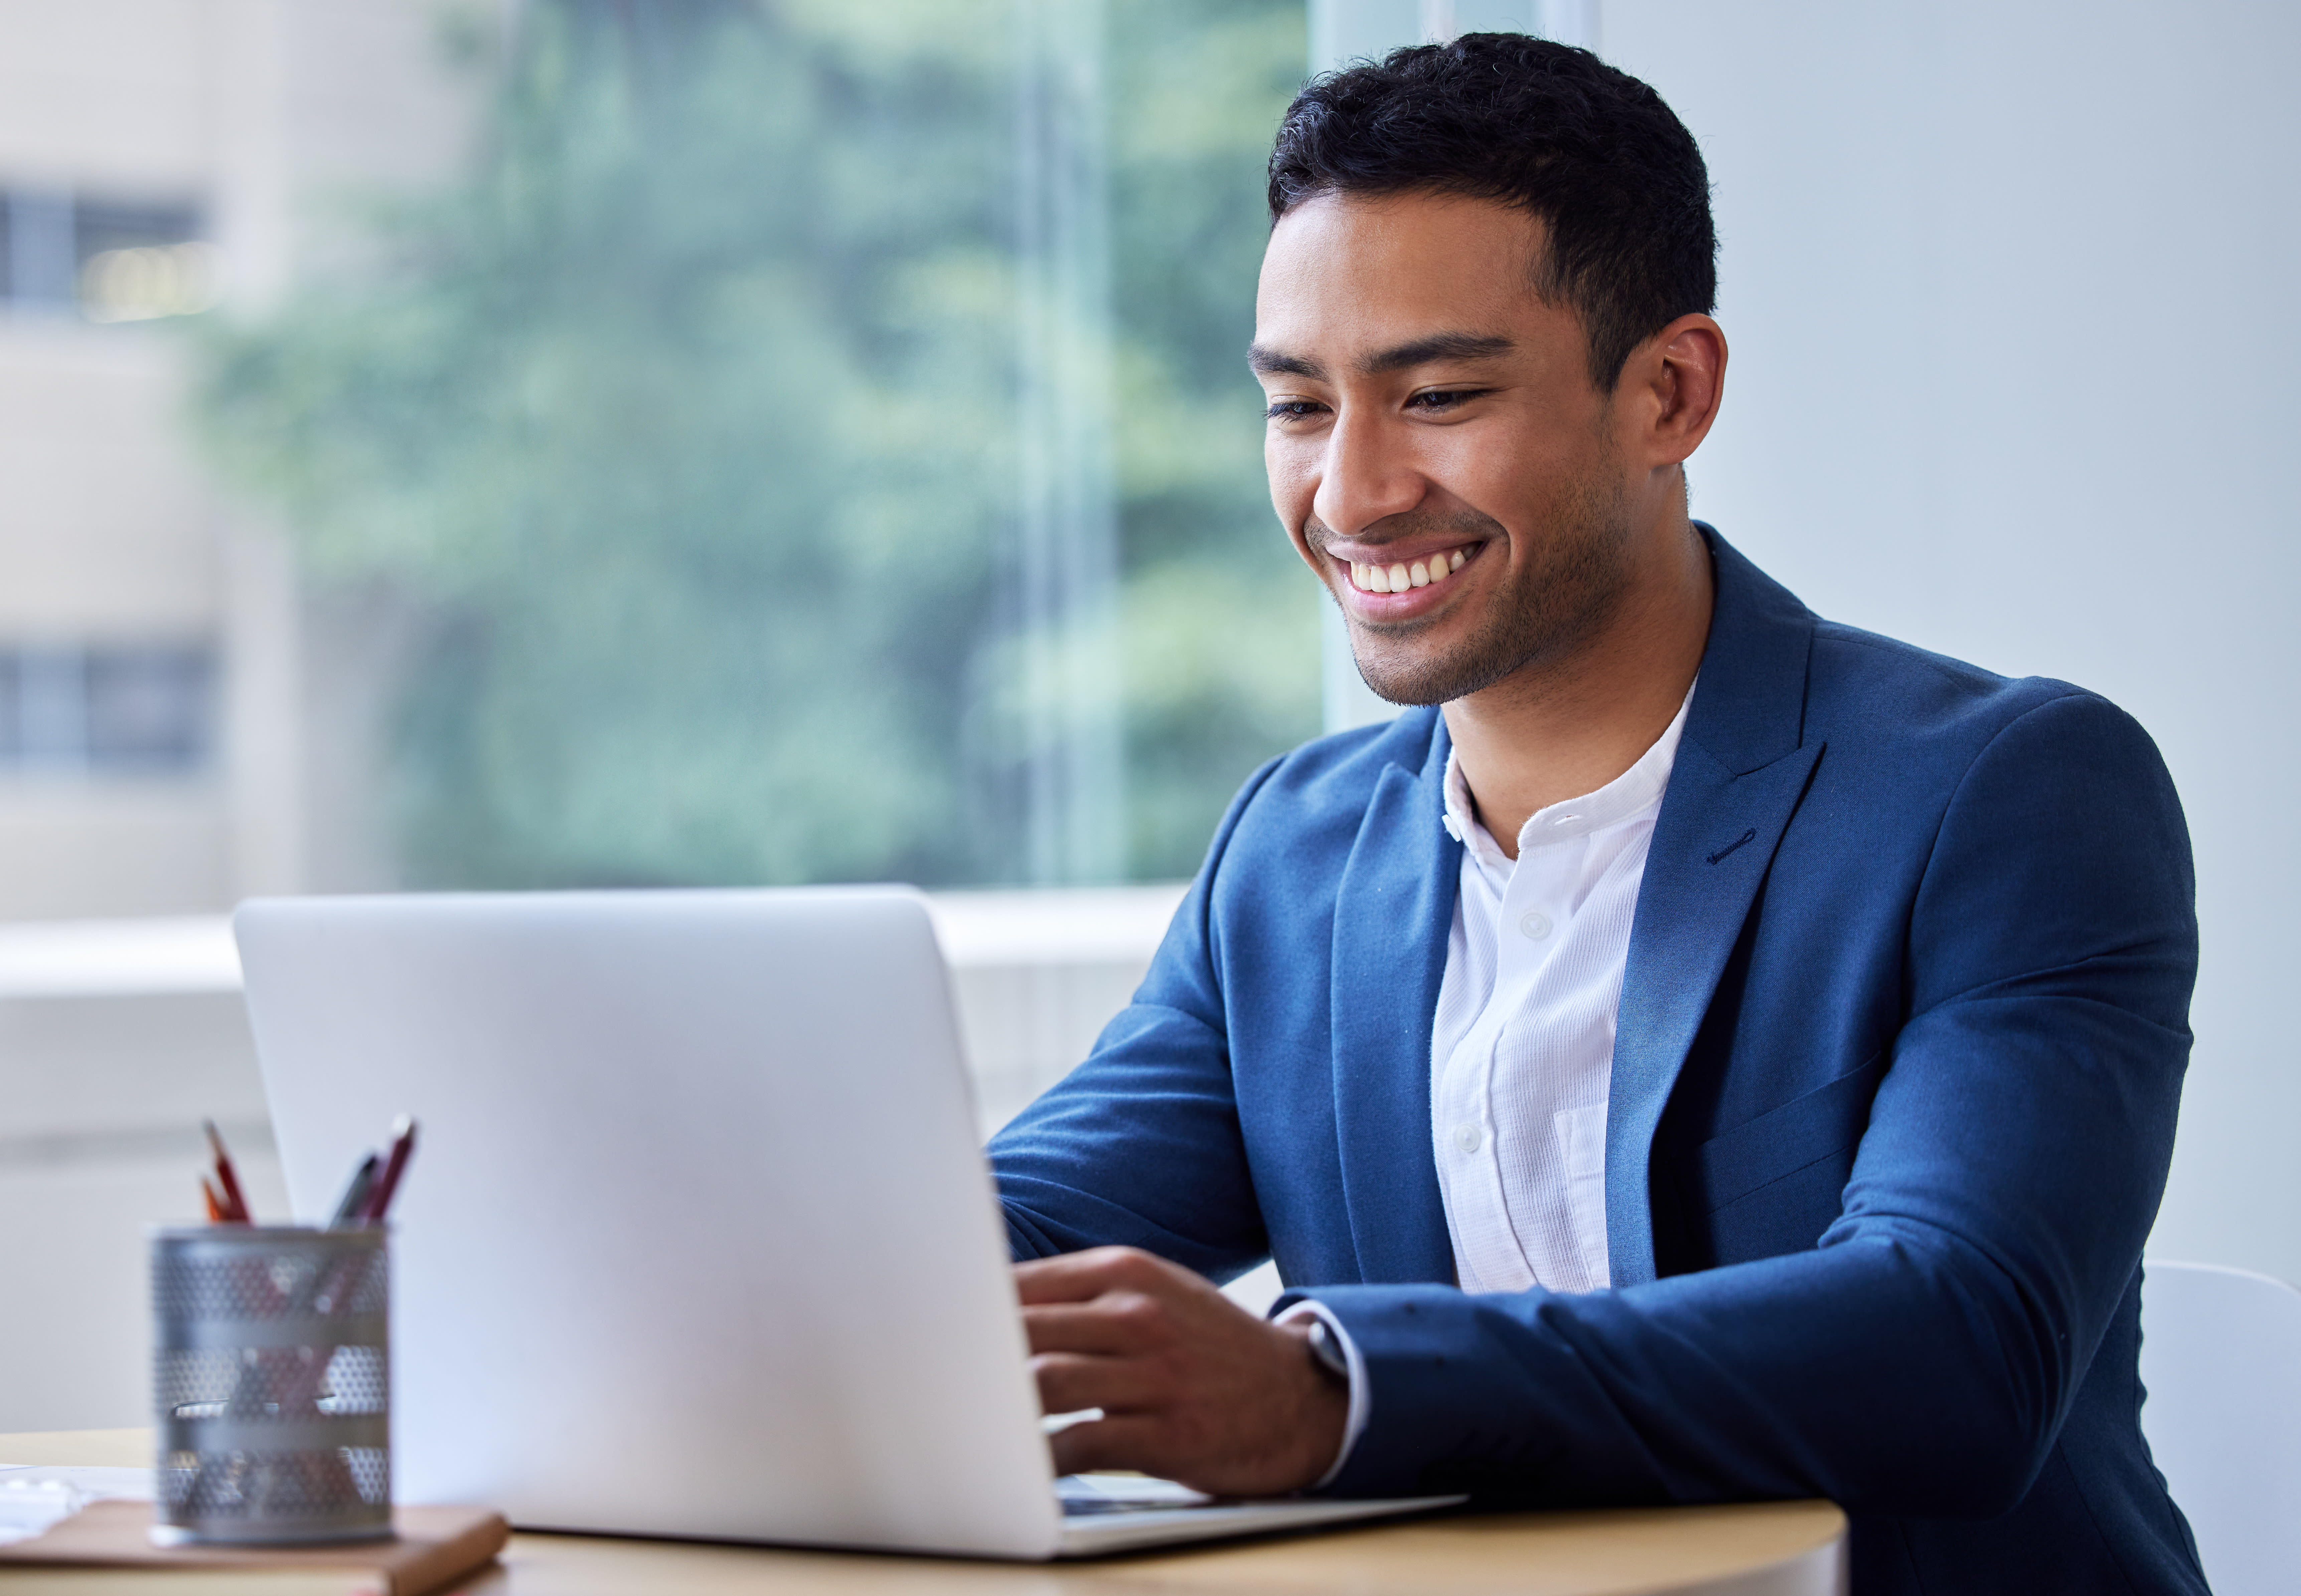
[1454,1123,1483,1154]
[1519,911,1553,940]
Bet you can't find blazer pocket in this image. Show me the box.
[1693,1049,1889,1215]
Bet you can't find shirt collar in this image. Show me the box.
[1440,680,1696,877]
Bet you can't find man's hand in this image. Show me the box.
[1016,1246,1347,1497]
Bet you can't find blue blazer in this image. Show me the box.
[990,530,2204,1595]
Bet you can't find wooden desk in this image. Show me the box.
[3,1430,1846,1595]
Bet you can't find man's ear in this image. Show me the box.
[1627,312,1726,466]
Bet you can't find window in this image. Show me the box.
[0,643,216,776]
[196,0,1318,890]
[0,189,213,320]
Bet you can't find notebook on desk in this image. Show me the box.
[236,888,1458,1560]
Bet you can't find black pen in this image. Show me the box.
[360,1116,418,1224]
[328,1152,381,1228]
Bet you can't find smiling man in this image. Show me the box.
[988,35,2204,1596]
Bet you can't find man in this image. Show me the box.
[990,35,2202,1595]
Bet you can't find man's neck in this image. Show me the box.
[1440,521,1713,861]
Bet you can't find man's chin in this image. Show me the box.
[1335,603,1474,708]
[1349,646,1496,709]
[1342,572,1621,709]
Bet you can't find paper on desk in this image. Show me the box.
[0,1467,154,1546]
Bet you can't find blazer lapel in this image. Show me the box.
[1605,530,1825,1286]
[1329,719,1459,1284]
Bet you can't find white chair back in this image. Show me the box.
[2139,1259,2301,1594]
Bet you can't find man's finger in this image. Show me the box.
[1046,1412,1169,1479]
[1030,1350,1164,1418]
[1014,1246,1164,1305]
[1019,1296,1171,1356]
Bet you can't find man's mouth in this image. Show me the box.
[1345,544,1473,595]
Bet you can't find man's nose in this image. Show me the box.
[1310,407,1424,541]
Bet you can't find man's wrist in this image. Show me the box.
[1303,1316,1351,1385]
[1272,1300,1371,1489]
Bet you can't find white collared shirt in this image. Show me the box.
[1430,687,1689,1294]
[1282,688,1690,1484]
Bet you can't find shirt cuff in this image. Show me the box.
[1271,1300,1371,1489]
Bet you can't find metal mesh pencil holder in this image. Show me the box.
[151,1225,392,1545]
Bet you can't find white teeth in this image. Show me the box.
[1349,547,1474,593]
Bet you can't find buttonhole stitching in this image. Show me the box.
[1706,827,1757,864]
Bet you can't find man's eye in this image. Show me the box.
[1407,388,1483,412]
[1264,400,1327,421]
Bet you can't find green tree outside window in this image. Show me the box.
[195,0,1317,890]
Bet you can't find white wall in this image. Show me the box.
[1603,2,2301,1281]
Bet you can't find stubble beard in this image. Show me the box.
[1325,465,1639,708]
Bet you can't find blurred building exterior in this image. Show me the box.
[0,0,485,922]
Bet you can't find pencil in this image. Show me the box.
[203,1119,252,1224]
[201,1176,226,1225]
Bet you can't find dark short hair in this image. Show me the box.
[1267,34,1715,391]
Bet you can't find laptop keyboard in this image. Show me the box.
[1062,1496,1211,1517]
[1056,1474,1214,1516]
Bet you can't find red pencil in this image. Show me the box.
[203,1120,251,1223]
[200,1176,226,1225]
[360,1116,419,1224]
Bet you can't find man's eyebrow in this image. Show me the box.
[1361,332,1515,374]
[1247,331,1515,381]
[1247,344,1324,379]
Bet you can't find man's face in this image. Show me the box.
[1252,190,1639,706]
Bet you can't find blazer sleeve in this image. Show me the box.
[987,758,1282,1283]
[1287,690,2198,1519]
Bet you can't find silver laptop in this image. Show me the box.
[237,887,1457,1559]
